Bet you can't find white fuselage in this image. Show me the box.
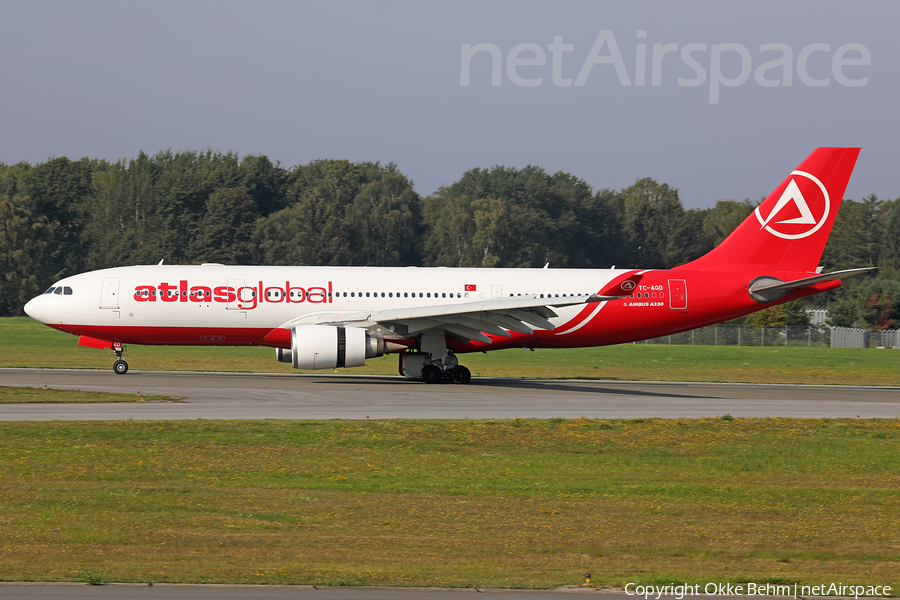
[25,264,629,347]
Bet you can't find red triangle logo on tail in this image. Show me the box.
[754,170,829,240]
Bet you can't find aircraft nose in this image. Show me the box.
[24,295,44,322]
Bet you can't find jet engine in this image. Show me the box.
[276,325,385,369]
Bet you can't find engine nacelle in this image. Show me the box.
[283,325,385,370]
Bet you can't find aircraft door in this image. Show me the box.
[492,285,502,298]
[100,277,120,309]
[668,279,687,310]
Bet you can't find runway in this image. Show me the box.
[1,368,897,420]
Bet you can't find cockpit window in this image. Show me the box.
[54,287,63,295]
[63,287,73,295]
[44,287,56,294]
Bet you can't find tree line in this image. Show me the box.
[2,150,898,328]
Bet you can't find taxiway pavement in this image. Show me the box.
[0,368,897,420]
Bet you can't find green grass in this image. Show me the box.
[0,387,181,403]
[0,418,897,589]
[2,317,899,385]
[2,316,898,590]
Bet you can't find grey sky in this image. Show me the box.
[1,0,897,208]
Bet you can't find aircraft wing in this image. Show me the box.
[277,294,598,343]
[276,271,646,343]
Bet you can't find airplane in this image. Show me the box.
[24,147,871,384]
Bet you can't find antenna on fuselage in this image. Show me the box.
[158,259,164,265]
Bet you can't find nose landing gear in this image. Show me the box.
[112,342,128,375]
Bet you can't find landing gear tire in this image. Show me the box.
[113,359,129,375]
[421,364,443,384]
[449,365,471,384]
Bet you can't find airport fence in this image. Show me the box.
[636,325,900,349]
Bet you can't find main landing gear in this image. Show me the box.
[399,330,472,384]
[406,356,471,384]
[112,342,128,375]
[448,364,472,384]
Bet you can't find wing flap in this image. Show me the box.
[451,315,512,338]
[506,307,555,331]
[443,323,492,344]
[479,311,534,334]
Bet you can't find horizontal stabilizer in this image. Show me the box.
[750,267,875,294]
[749,267,875,303]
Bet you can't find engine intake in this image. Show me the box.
[279,325,385,370]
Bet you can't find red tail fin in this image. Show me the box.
[680,147,860,273]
